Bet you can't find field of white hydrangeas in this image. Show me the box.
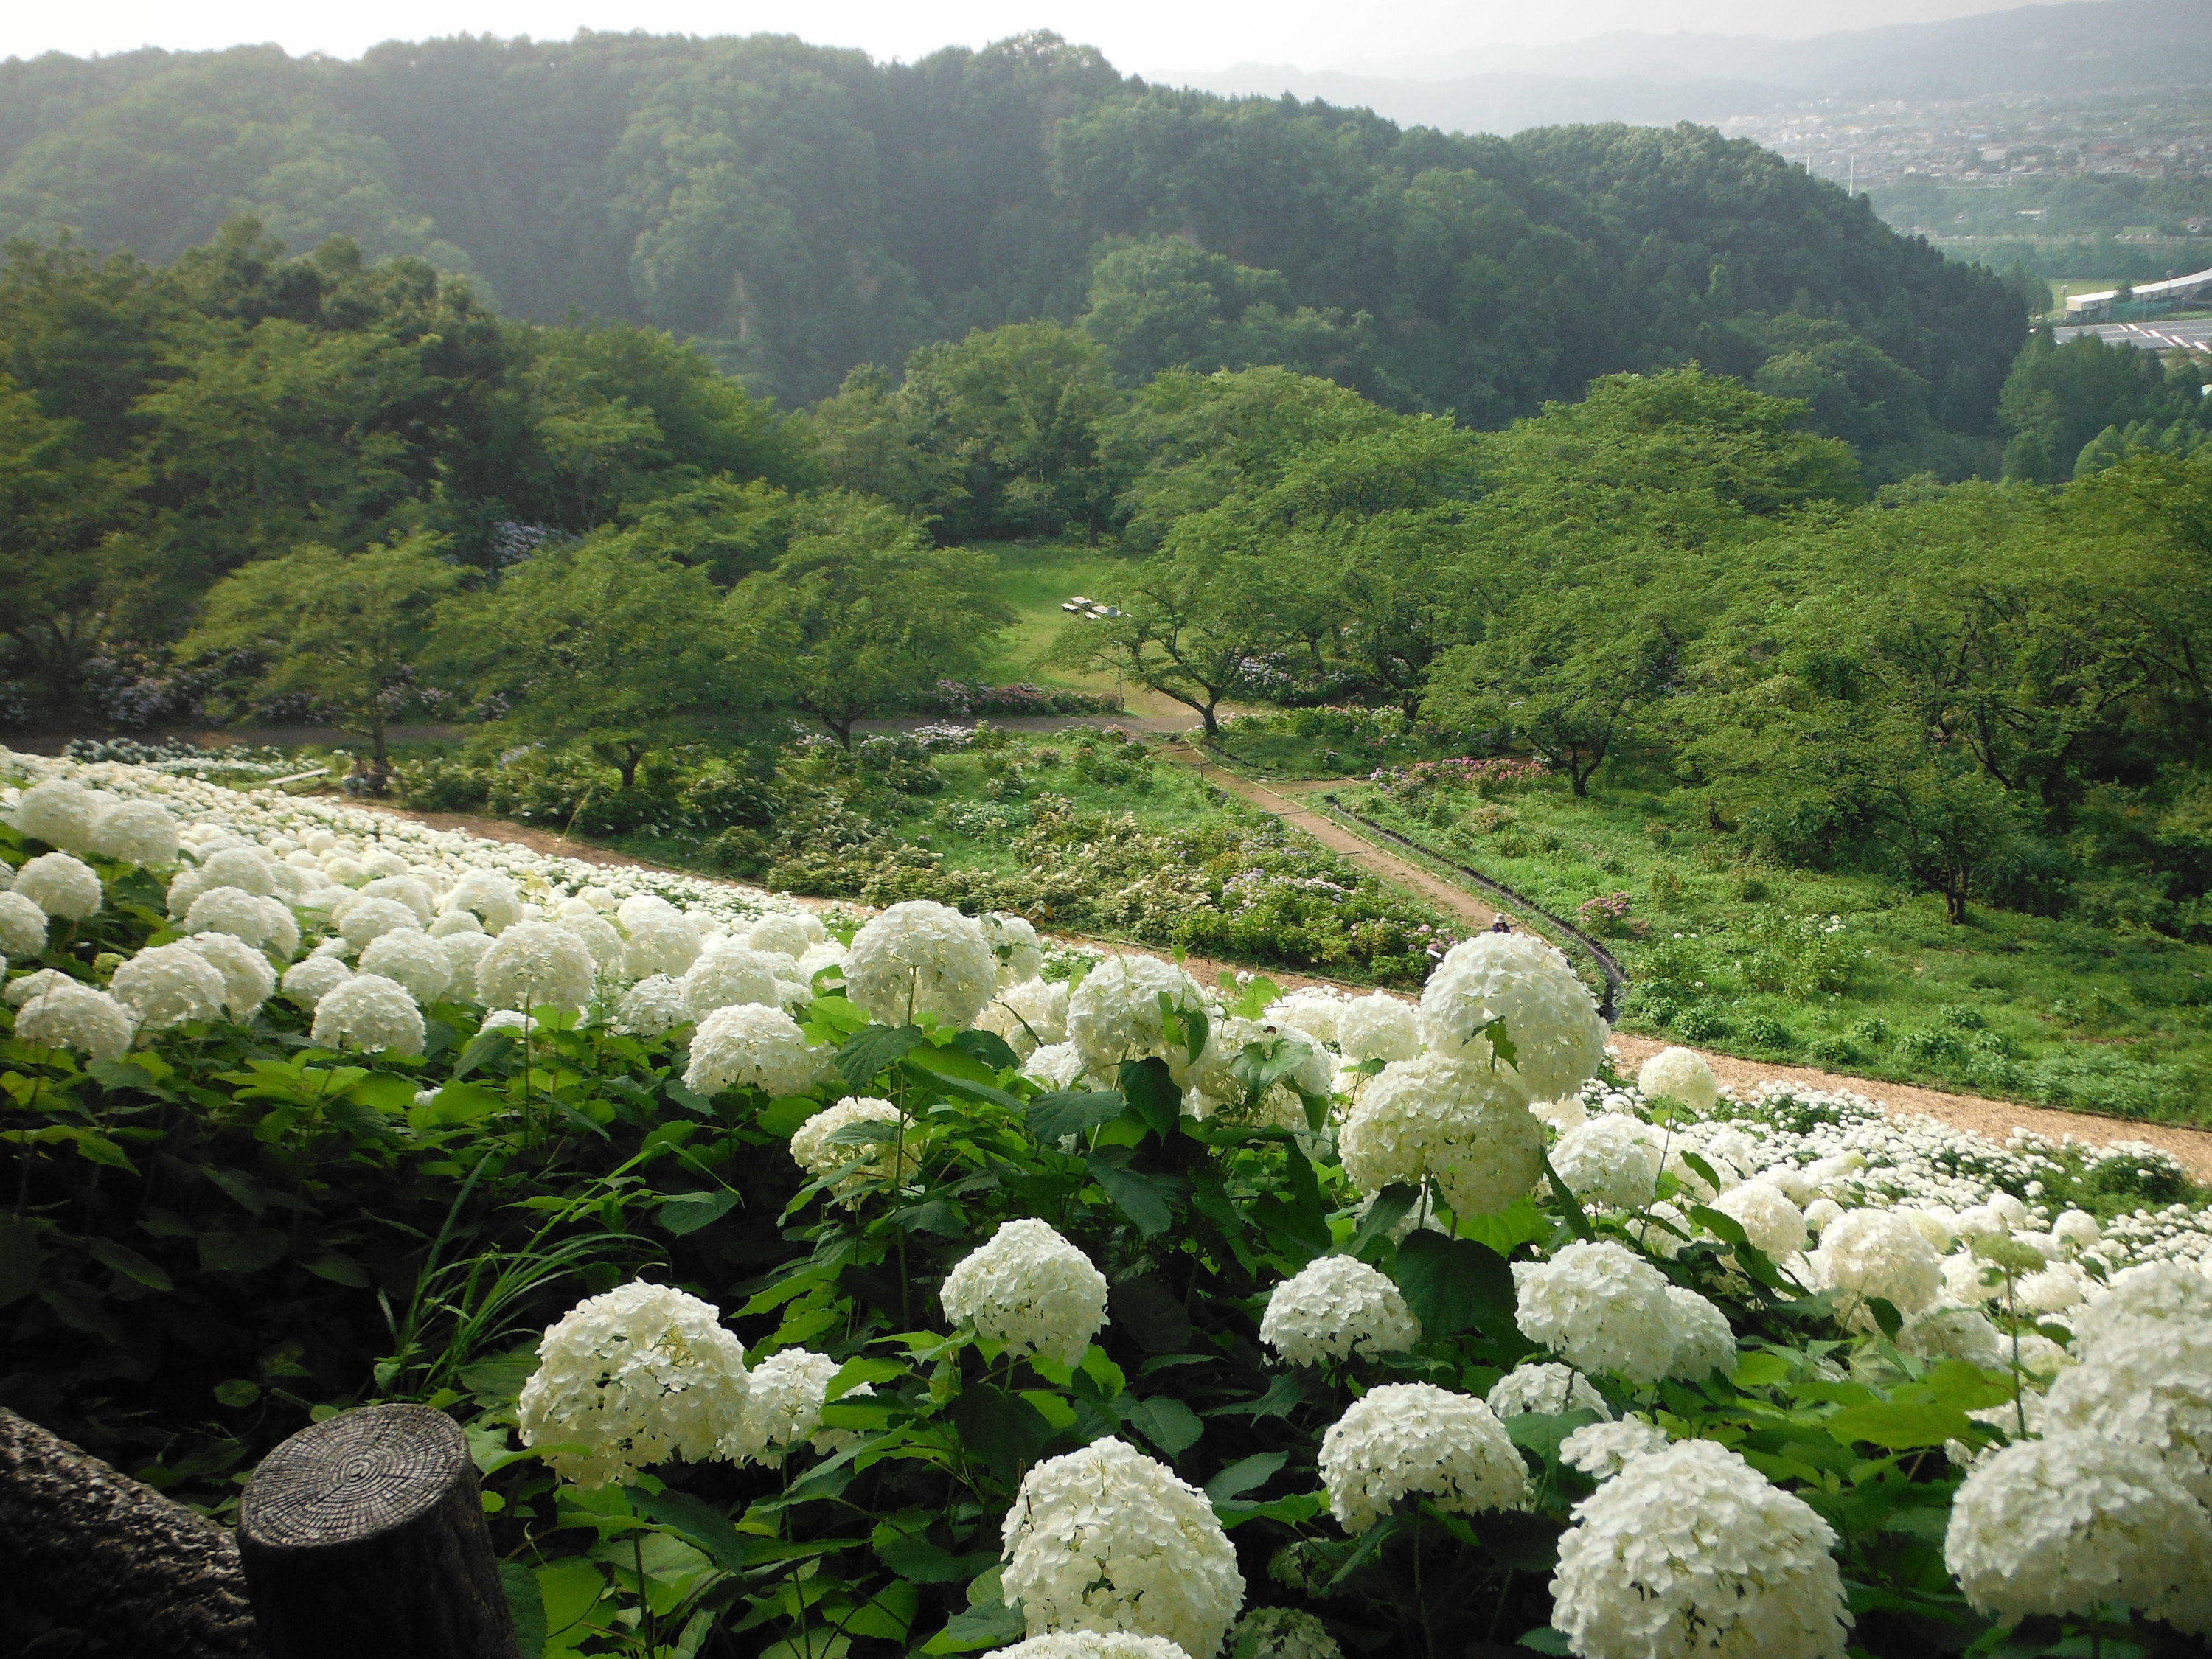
[3,743,2211,1659]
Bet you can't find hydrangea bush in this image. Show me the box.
[4,746,2211,1659]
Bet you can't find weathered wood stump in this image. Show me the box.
[0,1405,262,1659]
[237,1403,519,1659]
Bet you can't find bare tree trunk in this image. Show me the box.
[0,1406,262,1659]
[237,1404,518,1659]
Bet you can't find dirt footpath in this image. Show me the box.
[352,799,2212,1181]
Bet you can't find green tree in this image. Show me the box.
[1048,547,1279,738]
[900,322,1119,540]
[183,535,460,767]
[734,492,1012,745]
[438,538,744,788]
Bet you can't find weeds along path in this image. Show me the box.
[355,799,2212,1180]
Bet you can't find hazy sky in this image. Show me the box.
[5,0,2020,75]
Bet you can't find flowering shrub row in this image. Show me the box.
[2,745,2209,1659]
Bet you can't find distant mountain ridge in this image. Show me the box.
[1170,0,2212,136]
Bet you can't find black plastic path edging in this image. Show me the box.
[1318,794,1631,1023]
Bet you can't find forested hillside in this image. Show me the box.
[0,30,2021,463]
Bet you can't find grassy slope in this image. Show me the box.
[1343,765,2212,1127]
[971,542,1139,690]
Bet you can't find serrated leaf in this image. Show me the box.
[1085,1148,1184,1237]
[1394,1232,1514,1338]
[1346,1183,1419,1262]
[1124,1395,1203,1457]
[838,1024,925,1089]
[658,1190,740,1235]
[1205,1451,1286,1501]
[451,1027,515,1082]
[1117,1057,1180,1139]
[88,1237,172,1291]
[1027,1091,1125,1142]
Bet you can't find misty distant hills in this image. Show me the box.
[1171,0,2212,135]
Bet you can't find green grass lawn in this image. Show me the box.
[973,540,1141,689]
[1332,765,2212,1127]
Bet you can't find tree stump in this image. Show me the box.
[0,1405,261,1659]
[237,1403,519,1659]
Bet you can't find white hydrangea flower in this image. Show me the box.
[1183,1015,1332,1127]
[1338,1054,1543,1220]
[1710,1179,1808,1260]
[88,800,180,866]
[358,874,435,922]
[979,977,1071,1058]
[14,853,102,920]
[2017,1261,2093,1314]
[991,1636,1192,1659]
[1024,1043,1086,1088]
[680,945,785,1020]
[0,891,49,956]
[1944,1431,2212,1635]
[1334,992,1420,1063]
[12,778,98,849]
[257,897,299,962]
[1559,1417,1670,1481]
[1801,1197,1843,1238]
[1899,1304,2006,1371]
[1818,1209,1943,1318]
[1259,1256,1421,1366]
[357,929,454,1004]
[1552,1439,1851,1659]
[1226,1607,1341,1659]
[1531,1093,1590,1134]
[1066,953,1208,1077]
[184,885,274,947]
[2071,1259,2212,1357]
[1513,1240,1679,1386]
[1486,1363,1612,1421]
[789,1097,913,1195]
[613,974,692,1037]
[1001,1438,1244,1659]
[338,896,423,950]
[200,846,278,896]
[428,908,484,939]
[796,939,849,986]
[1416,933,1606,1101]
[2044,1322,2212,1503]
[557,911,625,972]
[748,911,823,958]
[844,900,996,1027]
[941,1218,1108,1368]
[5,967,69,1006]
[439,930,493,987]
[2051,1208,2102,1253]
[623,912,703,981]
[478,920,597,1012]
[517,1281,752,1489]
[1663,1287,1737,1380]
[15,983,133,1062]
[310,973,425,1057]
[480,1010,538,1035]
[1318,1382,1530,1534]
[1267,988,1345,1047]
[737,1346,841,1460]
[111,942,228,1030]
[175,931,275,1019]
[987,911,1045,987]
[1552,1116,1663,1210]
[442,869,524,933]
[1636,1046,1719,1111]
[280,953,353,1011]
[684,1002,828,1099]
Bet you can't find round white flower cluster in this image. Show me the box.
[790,1097,912,1195]
[1225,1608,1341,1659]
[1485,1362,1612,1421]
[992,1636,1194,1659]
[1001,1438,1245,1658]
[685,1003,828,1099]
[517,1281,752,1489]
[14,981,133,1062]
[1318,1382,1530,1534]
[1066,954,1208,1077]
[1552,1439,1852,1659]
[737,1346,841,1460]
[1636,1046,1719,1110]
[1559,1417,1669,1481]
[979,974,1072,1058]
[1512,1241,1684,1386]
[1259,1256,1421,1366]
[1338,1055,1544,1220]
[844,900,996,1026]
[941,1219,1109,1368]
[1416,933,1607,1100]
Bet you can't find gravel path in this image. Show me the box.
[355,801,2212,1180]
